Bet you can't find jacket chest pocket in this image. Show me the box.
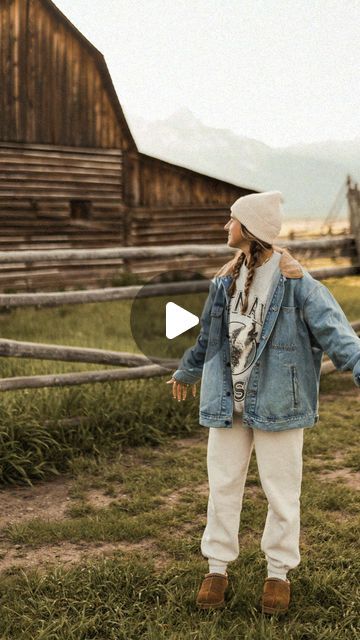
[269,305,298,351]
[209,304,224,343]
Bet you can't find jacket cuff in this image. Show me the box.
[172,369,201,385]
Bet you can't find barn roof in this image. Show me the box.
[138,152,258,193]
[46,1,256,193]
[45,0,137,151]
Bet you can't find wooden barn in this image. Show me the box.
[0,0,256,291]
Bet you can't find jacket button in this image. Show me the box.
[226,362,231,367]
[224,420,230,425]
[226,391,231,396]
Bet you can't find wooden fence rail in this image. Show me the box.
[0,364,175,392]
[0,338,178,368]
[0,265,359,309]
[0,237,359,308]
[0,236,355,264]
[0,238,359,391]
[0,319,359,392]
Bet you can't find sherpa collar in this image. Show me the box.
[273,245,304,279]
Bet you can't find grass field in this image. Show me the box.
[0,274,359,638]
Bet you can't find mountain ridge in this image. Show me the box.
[126,108,359,219]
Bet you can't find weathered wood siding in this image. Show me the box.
[0,0,258,291]
[0,141,127,290]
[0,0,134,150]
[124,152,252,208]
[128,206,237,246]
[0,142,256,290]
[123,152,254,251]
[0,141,124,237]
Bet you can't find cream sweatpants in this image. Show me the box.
[201,414,304,576]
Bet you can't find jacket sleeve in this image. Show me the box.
[171,278,218,384]
[302,282,360,388]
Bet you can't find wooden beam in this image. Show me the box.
[309,265,360,280]
[0,237,355,265]
[0,322,358,392]
[0,280,209,307]
[0,348,358,391]
[0,363,176,391]
[0,338,179,367]
[0,265,359,308]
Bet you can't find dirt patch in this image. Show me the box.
[308,451,359,488]
[318,467,360,490]
[0,477,127,530]
[172,433,208,449]
[0,476,73,529]
[326,511,353,523]
[85,489,120,509]
[244,484,263,498]
[0,458,209,574]
[309,450,347,466]
[320,391,357,401]
[163,482,209,507]
[332,450,347,463]
[0,426,356,577]
[0,538,170,574]
[168,514,206,540]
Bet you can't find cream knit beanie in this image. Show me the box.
[230,191,284,244]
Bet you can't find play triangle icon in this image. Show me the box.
[166,302,199,339]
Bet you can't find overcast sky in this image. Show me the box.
[54,0,360,148]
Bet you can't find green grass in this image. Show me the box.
[0,367,359,638]
[0,274,358,637]
[0,276,359,486]
[0,290,209,486]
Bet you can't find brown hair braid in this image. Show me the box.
[214,223,273,314]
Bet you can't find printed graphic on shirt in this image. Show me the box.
[230,320,258,372]
[228,251,281,412]
[229,290,266,411]
[229,296,265,404]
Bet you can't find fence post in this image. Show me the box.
[347,175,360,266]
[122,207,133,276]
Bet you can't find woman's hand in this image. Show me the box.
[165,377,198,401]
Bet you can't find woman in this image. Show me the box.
[166,191,360,615]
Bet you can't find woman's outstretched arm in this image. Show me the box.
[168,277,218,385]
[303,281,360,388]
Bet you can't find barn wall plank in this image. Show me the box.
[0,0,129,149]
[0,143,124,243]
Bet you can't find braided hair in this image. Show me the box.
[214,223,273,314]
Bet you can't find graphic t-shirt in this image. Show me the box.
[228,250,281,415]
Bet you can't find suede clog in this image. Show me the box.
[196,572,229,609]
[261,577,291,615]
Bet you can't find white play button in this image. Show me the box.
[166,302,199,339]
[130,269,216,367]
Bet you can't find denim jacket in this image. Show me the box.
[172,247,360,431]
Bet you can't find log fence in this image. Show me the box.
[0,236,358,309]
[0,233,359,392]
